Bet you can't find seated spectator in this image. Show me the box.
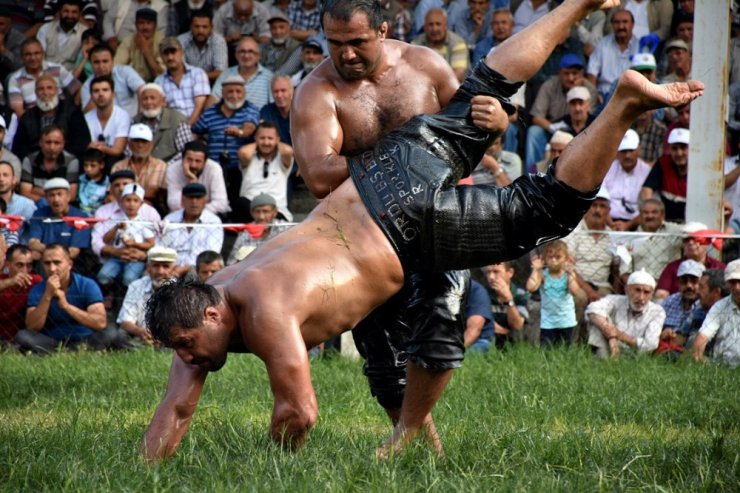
[12,75,90,160]
[463,278,495,353]
[103,1,168,50]
[76,148,109,215]
[471,134,521,185]
[116,245,178,344]
[8,38,81,118]
[586,9,638,100]
[260,10,302,76]
[631,107,666,167]
[658,259,704,351]
[640,128,689,223]
[209,36,274,111]
[680,268,726,348]
[193,75,260,206]
[611,0,673,43]
[527,240,582,347]
[535,130,573,174]
[550,86,596,137]
[15,243,126,354]
[655,222,726,299]
[235,121,293,221]
[111,124,167,207]
[481,261,528,349]
[20,125,80,202]
[159,183,223,278]
[1,161,36,240]
[71,27,101,82]
[28,178,90,261]
[84,75,130,167]
[132,83,191,163]
[692,260,740,368]
[226,193,290,265]
[91,169,160,268]
[471,7,514,69]
[98,183,156,288]
[260,75,294,145]
[194,249,224,282]
[511,0,552,34]
[154,37,210,126]
[289,36,327,86]
[0,8,25,74]
[602,129,651,231]
[172,0,216,36]
[412,9,468,82]
[0,117,22,178]
[286,0,322,42]
[166,141,229,215]
[80,44,145,118]
[448,0,492,48]
[112,7,165,82]
[36,0,85,72]
[214,0,271,56]
[663,38,692,83]
[178,9,228,85]
[586,270,665,359]
[0,244,42,343]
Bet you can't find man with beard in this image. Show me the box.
[36,0,85,72]
[80,44,145,118]
[166,141,230,215]
[640,127,689,223]
[117,246,178,345]
[260,10,302,76]
[20,125,80,202]
[586,269,665,359]
[133,83,191,163]
[658,259,703,350]
[602,129,651,231]
[178,9,228,85]
[84,75,131,167]
[290,36,326,86]
[209,36,274,111]
[111,124,167,206]
[192,75,260,207]
[12,75,90,160]
[113,8,165,82]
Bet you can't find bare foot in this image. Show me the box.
[375,415,444,460]
[613,70,704,116]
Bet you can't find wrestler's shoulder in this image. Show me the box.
[393,41,450,74]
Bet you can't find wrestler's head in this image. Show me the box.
[321,0,388,80]
[146,279,232,372]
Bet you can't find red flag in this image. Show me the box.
[0,214,24,232]
[224,223,266,239]
[692,229,730,252]
[62,216,106,231]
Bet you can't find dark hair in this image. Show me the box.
[0,160,14,176]
[45,243,72,258]
[20,37,43,54]
[196,250,223,269]
[256,120,279,133]
[0,196,5,213]
[183,140,208,158]
[59,0,82,10]
[90,73,115,91]
[611,8,635,24]
[145,278,222,344]
[321,0,384,31]
[82,147,105,163]
[40,124,66,140]
[89,43,114,59]
[191,8,213,23]
[6,244,32,261]
[703,269,729,296]
[81,28,102,43]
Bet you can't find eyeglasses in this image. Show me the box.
[263,161,269,179]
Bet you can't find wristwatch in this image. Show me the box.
[506,299,515,308]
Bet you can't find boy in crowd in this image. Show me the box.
[77,148,109,214]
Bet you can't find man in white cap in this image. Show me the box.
[111,123,168,206]
[602,128,651,230]
[535,130,574,174]
[586,269,665,359]
[550,86,597,139]
[692,260,740,368]
[117,245,178,345]
[132,83,191,162]
[659,258,704,349]
[640,127,689,223]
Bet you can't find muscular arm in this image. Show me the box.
[140,354,208,461]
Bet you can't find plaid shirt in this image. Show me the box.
[8,62,80,108]
[287,1,322,31]
[178,31,229,74]
[159,208,224,267]
[111,156,169,196]
[660,291,693,330]
[634,118,667,164]
[154,64,211,120]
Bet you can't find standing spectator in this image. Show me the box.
[154,37,211,126]
[481,261,528,349]
[526,240,581,347]
[692,260,740,368]
[0,116,21,175]
[236,121,293,221]
[81,44,145,117]
[602,129,651,231]
[116,245,178,344]
[586,9,638,99]
[166,140,230,215]
[261,10,302,76]
[84,75,131,167]
[463,278,495,352]
[103,0,169,50]
[15,243,121,354]
[76,148,109,214]
[412,9,469,82]
[640,127,689,223]
[178,9,229,85]
[471,8,514,64]
[111,124,168,206]
[226,193,290,264]
[20,125,80,202]
[36,0,85,72]
[12,75,90,160]
[194,250,224,282]
[7,38,81,118]
[289,37,327,86]
[209,36,274,111]
[0,161,36,240]
[0,244,42,342]
[214,0,271,57]
[0,8,26,74]
[158,183,223,278]
[113,7,166,82]
[132,83,191,163]
[287,0,322,42]
[260,75,294,145]
[572,7,605,57]
[658,258,703,350]
[586,270,665,359]
[192,75,260,207]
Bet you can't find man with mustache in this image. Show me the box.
[659,259,704,350]
[132,83,191,163]
[36,0,85,72]
[587,8,638,100]
[260,10,302,75]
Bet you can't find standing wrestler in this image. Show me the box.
[140,0,702,460]
[290,0,504,446]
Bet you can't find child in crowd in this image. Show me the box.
[98,183,155,287]
[526,240,582,347]
[77,148,109,214]
[0,197,19,246]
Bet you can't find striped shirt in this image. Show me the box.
[178,31,229,74]
[155,64,211,120]
[7,62,80,109]
[211,64,274,111]
[191,101,261,169]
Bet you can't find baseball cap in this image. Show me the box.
[631,52,657,71]
[665,38,690,52]
[667,128,690,145]
[121,183,145,201]
[129,123,153,141]
[250,193,277,209]
[44,178,71,192]
[595,186,610,201]
[268,9,290,24]
[110,169,136,183]
[147,246,177,263]
[627,269,656,288]
[724,259,740,282]
[182,183,207,197]
[159,36,182,52]
[618,129,640,151]
[566,86,591,103]
[677,259,705,278]
[559,53,585,69]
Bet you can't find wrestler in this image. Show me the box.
[140,0,703,460]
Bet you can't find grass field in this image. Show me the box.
[1,345,738,492]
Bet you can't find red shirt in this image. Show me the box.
[656,256,726,294]
[0,272,43,340]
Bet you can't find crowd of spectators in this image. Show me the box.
[0,0,738,368]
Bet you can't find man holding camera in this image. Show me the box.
[192,74,260,212]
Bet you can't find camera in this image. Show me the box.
[219,150,231,167]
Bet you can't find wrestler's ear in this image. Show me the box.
[204,306,220,324]
[378,21,388,39]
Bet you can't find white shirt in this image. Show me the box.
[159,208,224,266]
[240,152,292,221]
[603,158,651,220]
[625,0,650,40]
[81,66,145,117]
[84,105,131,147]
[92,201,160,257]
[165,157,230,214]
[116,275,154,327]
[699,296,740,368]
[586,294,665,352]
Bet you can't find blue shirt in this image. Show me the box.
[191,101,261,168]
[660,292,693,330]
[28,205,91,249]
[259,103,292,145]
[540,269,576,329]
[77,174,110,214]
[466,280,494,343]
[27,272,103,341]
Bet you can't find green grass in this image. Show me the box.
[1,346,738,492]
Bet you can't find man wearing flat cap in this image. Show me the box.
[159,182,224,278]
[104,1,169,51]
[113,7,166,82]
[586,269,665,359]
[154,36,210,126]
[133,83,191,162]
[260,10,302,75]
